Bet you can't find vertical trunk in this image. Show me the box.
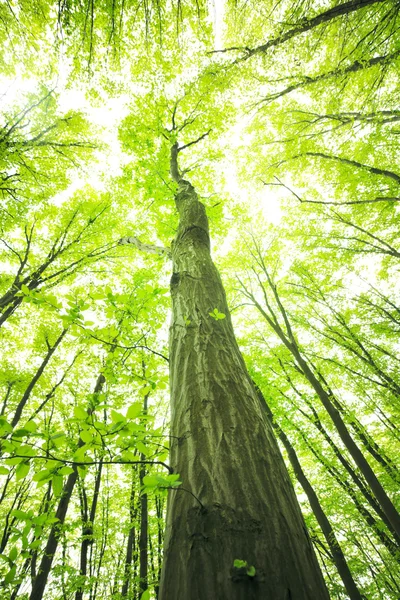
[30,467,79,600]
[293,393,400,543]
[330,394,400,483]
[292,349,400,539]
[299,427,399,556]
[75,460,103,600]
[139,385,149,596]
[11,327,68,427]
[121,470,138,598]
[139,466,148,595]
[260,392,364,600]
[246,277,400,539]
[29,373,106,600]
[154,496,164,598]
[159,144,329,599]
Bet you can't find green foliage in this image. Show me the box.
[233,559,256,577]
[209,308,226,320]
[0,0,399,598]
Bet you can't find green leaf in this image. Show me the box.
[80,429,93,443]
[4,564,16,584]
[52,474,63,497]
[33,469,52,482]
[127,402,142,419]
[139,385,151,396]
[0,417,12,435]
[137,441,150,456]
[233,559,247,569]
[142,474,160,488]
[5,457,23,466]
[24,421,38,433]
[58,466,74,475]
[74,406,88,420]
[17,445,36,457]
[16,462,30,480]
[140,590,150,600]
[78,466,88,479]
[11,509,29,520]
[9,547,18,563]
[0,466,9,475]
[209,308,226,320]
[247,565,256,577]
[111,409,125,424]
[0,553,11,564]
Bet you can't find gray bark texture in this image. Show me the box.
[159,145,329,599]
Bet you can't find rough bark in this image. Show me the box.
[158,143,329,600]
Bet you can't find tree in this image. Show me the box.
[158,137,328,598]
[0,0,399,598]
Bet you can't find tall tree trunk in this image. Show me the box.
[158,143,329,600]
[292,348,400,539]
[287,387,400,544]
[154,495,164,598]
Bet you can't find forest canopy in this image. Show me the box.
[0,0,399,598]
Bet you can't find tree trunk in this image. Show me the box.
[75,460,103,600]
[29,373,106,600]
[260,392,364,600]
[158,143,329,600]
[139,384,149,596]
[299,427,399,556]
[121,471,137,598]
[292,348,400,539]
[243,273,400,539]
[11,327,68,427]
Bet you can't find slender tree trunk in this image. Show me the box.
[244,275,400,538]
[292,349,400,538]
[75,460,103,600]
[299,428,399,556]
[260,391,364,600]
[139,384,149,596]
[154,496,164,598]
[139,465,148,595]
[291,392,400,543]
[121,470,138,598]
[331,395,400,483]
[11,327,68,427]
[159,143,329,600]
[29,373,106,600]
